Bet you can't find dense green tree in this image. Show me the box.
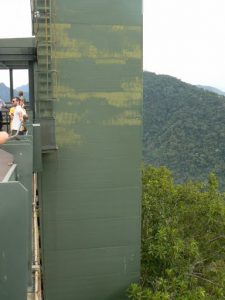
[128,166,225,299]
[143,72,225,190]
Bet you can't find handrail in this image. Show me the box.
[2,164,17,183]
[32,173,42,300]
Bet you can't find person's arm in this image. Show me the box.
[22,108,28,121]
[23,114,28,121]
[18,111,23,123]
[9,109,14,120]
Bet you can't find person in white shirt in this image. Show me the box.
[19,98,28,134]
[0,98,6,131]
[11,97,24,135]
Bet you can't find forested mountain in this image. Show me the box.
[197,85,225,96]
[0,83,11,101]
[0,82,29,101]
[15,84,29,94]
[143,71,225,190]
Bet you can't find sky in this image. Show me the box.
[143,0,225,91]
[0,0,32,88]
[0,0,225,91]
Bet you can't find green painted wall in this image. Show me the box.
[0,182,28,300]
[2,139,33,288]
[37,1,142,299]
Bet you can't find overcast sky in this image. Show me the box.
[144,0,225,91]
[0,0,32,88]
[0,0,225,91]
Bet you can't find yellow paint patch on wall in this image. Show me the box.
[88,45,98,58]
[127,26,142,32]
[111,25,125,32]
[54,51,82,59]
[40,109,54,118]
[96,47,141,60]
[56,85,141,108]
[56,112,82,125]
[110,25,141,32]
[122,46,142,59]
[103,92,141,108]
[103,110,141,126]
[53,23,141,61]
[56,126,82,146]
[53,23,71,41]
[55,85,78,100]
[121,77,142,93]
[95,59,126,64]
[54,24,71,30]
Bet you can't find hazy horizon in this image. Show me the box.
[0,81,29,89]
[0,0,225,92]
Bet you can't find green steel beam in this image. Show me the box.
[36,0,143,299]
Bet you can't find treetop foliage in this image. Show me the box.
[128,166,225,300]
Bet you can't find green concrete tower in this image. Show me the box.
[33,0,142,299]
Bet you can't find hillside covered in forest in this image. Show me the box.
[143,71,225,189]
[0,82,29,101]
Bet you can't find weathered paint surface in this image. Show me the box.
[38,1,142,299]
[0,182,28,300]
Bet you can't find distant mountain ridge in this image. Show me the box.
[197,85,225,96]
[144,71,225,190]
[0,83,10,101]
[15,84,29,93]
[0,82,29,101]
